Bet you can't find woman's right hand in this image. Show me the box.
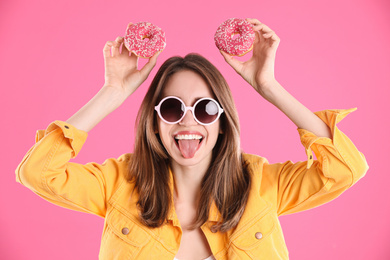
[103,24,160,101]
[66,24,160,133]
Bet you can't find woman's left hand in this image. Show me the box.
[220,18,280,96]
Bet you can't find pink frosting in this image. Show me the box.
[214,18,255,56]
[124,22,166,58]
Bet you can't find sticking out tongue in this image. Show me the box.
[178,139,200,158]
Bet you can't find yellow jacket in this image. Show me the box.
[16,108,368,259]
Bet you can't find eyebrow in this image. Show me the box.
[162,96,209,105]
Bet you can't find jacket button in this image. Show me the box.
[122,227,130,235]
[255,232,263,239]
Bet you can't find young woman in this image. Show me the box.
[16,19,368,259]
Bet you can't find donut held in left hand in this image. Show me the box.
[214,18,255,56]
[124,22,166,58]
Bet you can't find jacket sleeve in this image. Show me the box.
[15,121,128,218]
[263,108,369,216]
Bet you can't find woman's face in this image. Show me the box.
[157,70,221,168]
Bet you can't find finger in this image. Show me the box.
[103,41,114,58]
[246,18,261,26]
[129,51,139,61]
[270,33,281,46]
[251,31,261,53]
[246,18,277,43]
[253,30,261,44]
[262,32,273,38]
[120,41,129,55]
[112,36,123,56]
[139,51,160,79]
[263,31,280,42]
[247,19,273,34]
[254,31,272,54]
[220,50,243,74]
[128,52,139,68]
[256,23,274,34]
[260,32,280,50]
[246,18,263,33]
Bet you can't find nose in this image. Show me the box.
[179,109,197,126]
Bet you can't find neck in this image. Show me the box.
[171,158,211,205]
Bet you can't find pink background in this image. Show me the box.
[1,0,389,259]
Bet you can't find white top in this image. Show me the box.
[174,256,216,260]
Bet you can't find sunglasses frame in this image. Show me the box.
[154,96,224,126]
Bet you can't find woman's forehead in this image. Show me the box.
[161,70,215,102]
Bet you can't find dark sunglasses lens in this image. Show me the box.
[160,98,184,122]
[195,99,219,124]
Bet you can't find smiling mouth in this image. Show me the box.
[174,134,204,158]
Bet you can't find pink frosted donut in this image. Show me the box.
[214,18,255,56]
[124,22,166,58]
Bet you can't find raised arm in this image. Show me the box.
[221,19,368,214]
[220,18,331,138]
[16,26,160,217]
[67,24,160,132]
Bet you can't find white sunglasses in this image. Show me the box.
[154,96,224,126]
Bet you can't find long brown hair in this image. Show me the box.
[128,53,250,232]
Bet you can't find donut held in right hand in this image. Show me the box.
[124,22,166,58]
[214,18,255,56]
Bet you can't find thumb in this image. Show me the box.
[220,50,243,74]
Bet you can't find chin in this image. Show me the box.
[170,151,212,168]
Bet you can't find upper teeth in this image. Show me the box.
[174,134,202,140]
